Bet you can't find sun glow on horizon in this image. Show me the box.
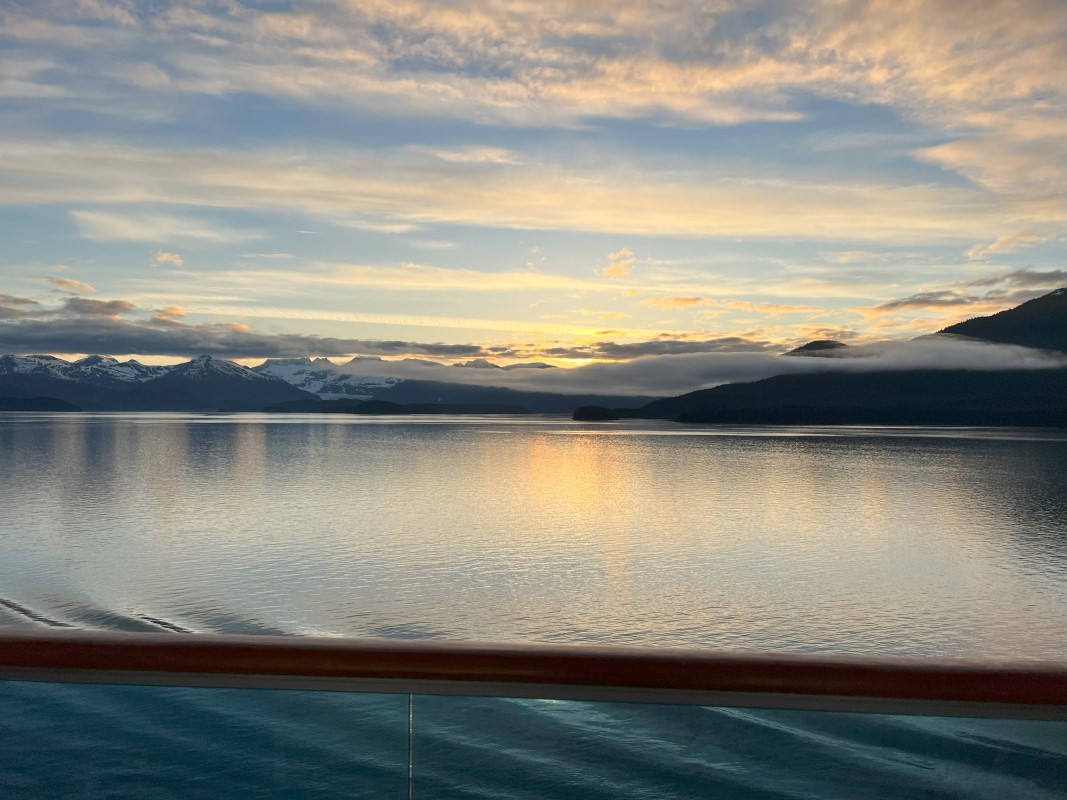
[0,1,1063,367]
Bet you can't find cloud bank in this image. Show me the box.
[328,338,1066,397]
[2,292,1062,397]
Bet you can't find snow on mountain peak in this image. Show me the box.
[256,356,402,399]
[0,354,74,379]
[73,355,118,366]
[172,355,265,381]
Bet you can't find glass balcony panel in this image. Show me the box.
[2,677,1064,799]
[411,695,1067,800]
[0,680,409,799]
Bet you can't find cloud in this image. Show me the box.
[3,293,1062,395]
[409,146,521,165]
[643,296,706,309]
[186,261,618,296]
[0,139,1030,244]
[45,276,96,293]
[822,250,884,264]
[0,56,70,99]
[152,251,184,266]
[182,301,628,337]
[875,291,978,311]
[328,336,1066,397]
[341,218,421,234]
[601,262,631,278]
[965,232,1058,260]
[72,0,137,27]
[6,1,1062,142]
[0,307,499,360]
[61,297,135,316]
[965,268,1067,290]
[914,118,1067,201]
[826,337,1067,373]
[603,247,636,278]
[541,336,776,359]
[3,0,1063,266]
[568,309,630,321]
[0,294,39,306]
[0,294,43,320]
[410,239,456,250]
[869,271,1067,314]
[71,210,263,243]
[152,305,186,321]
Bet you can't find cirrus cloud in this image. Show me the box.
[71,210,263,243]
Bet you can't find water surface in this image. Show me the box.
[2,412,1064,658]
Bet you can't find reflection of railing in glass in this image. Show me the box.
[1,630,1065,798]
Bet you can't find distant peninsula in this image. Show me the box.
[610,289,1067,426]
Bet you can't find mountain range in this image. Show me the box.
[0,354,317,411]
[1,288,1064,421]
[0,353,652,413]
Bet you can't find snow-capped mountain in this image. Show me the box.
[0,354,318,410]
[0,354,167,387]
[168,354,266,382]
[0,354,72,380]
[63,355,169,387]
[132,355,318,410]
[1,352,652,412]
[255,357,403,399]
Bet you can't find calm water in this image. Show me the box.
[1,413,1065,798]
[1,413,1065,657]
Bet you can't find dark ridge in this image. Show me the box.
[375,379,657,414]
[573,405,621,421]
[646,369,1067,426]
[939,288,1067,352]
[782,340,849,357]
[0,395,81,411]
[0,373,121,409]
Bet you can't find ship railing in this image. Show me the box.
[3,630,1065,797]
[1,629,1064,719]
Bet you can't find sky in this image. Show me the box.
[1,0,1065,367]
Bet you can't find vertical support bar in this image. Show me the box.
[407,693,414,800]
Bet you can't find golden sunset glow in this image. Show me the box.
[0,0,1064,369]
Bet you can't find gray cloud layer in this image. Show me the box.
[0,298,493,359]
[331,339,1066,397]
[875,271,1066,312]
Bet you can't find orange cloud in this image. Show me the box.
[45,276,96,293]
[643,296,706,309]
[153,305,186,321]
[603,247,636,278]
[152,251,184,266]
